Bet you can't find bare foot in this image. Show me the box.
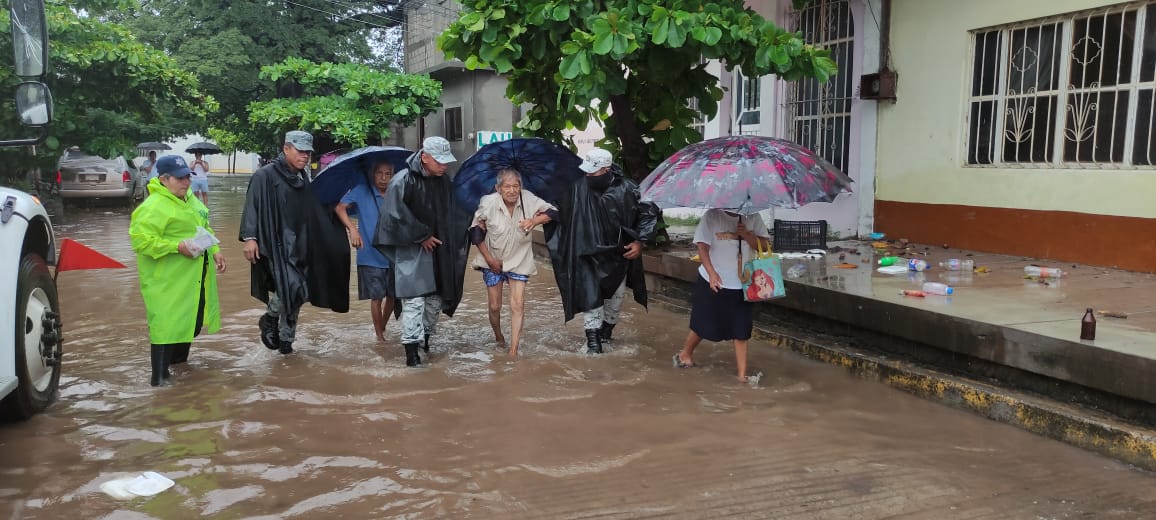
[494,335,507,349]
[508,347,519,357]
[375,335,386,343]
[737,375,748,383]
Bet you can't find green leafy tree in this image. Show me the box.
[122,0,408,154]
[0,1,215,178]
[439,0,838,179]
[246,58,442,151]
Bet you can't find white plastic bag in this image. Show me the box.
[99,471,175,499]
[183,226,219,258]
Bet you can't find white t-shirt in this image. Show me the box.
[693,209,770,289]
[190,160,209,180]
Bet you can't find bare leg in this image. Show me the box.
[734,339,749,382]
[677,330,702,366]
[486,282,506,348]
[370,298,386,342]
[508,280,526,356]
[200,191,209,206]
[381,296,395,335]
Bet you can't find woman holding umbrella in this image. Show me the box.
[469,169,556,356]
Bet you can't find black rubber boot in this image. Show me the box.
[170,343,190,364]
[585,329,604,354]
[278,340,294,355]
[599,321,616,342]
[259,314,279,350]
[404,343,423,367]
[423,334,431,353]
[150,344,171,387]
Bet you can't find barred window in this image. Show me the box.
[967,1,1156,167]
[445,106,463,142]
[786,0,854,173]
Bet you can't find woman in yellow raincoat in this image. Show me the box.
[129,155,226,387]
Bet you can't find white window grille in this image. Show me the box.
[734,70,762,134]
[966,1,1156,168]
[688,95,706,138]
[786,0,854,173]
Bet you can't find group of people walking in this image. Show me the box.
[130,131,767,387]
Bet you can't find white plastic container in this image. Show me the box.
[1024,265,1064,278]
[921,282,953,295]
[938,259,974,271]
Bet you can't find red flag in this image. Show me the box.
[56,238,126,272]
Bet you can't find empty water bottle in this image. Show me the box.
[877,256,900,266]
[939,258,974,271]
[908,259,929,272]
[1024,265,1064,278]
[786,264,807,279]
[921,282,953,295]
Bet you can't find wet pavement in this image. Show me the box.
[2,177,1156,519]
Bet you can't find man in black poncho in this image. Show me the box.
[374,136,470,367]
[239,131,350,355]
[544,148,660,354]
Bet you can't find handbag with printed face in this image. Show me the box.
[739,240,786,302]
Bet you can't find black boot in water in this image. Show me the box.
[585,329,604,354]
[423,334,431,353]
[404,343,423,367]
[599,321,616,342]
[150,344,171,387]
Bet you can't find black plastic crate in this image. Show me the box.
[773,219,827,252]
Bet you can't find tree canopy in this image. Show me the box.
[0,1,215,175]
[439,0,838,179]
[245,58,442,151]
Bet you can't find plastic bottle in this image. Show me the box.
[921,282,953,295]
[1080,308,1096,341]
[877,256,900,266]
[907,259,929,272]
[1024,265,1064,278]
[786,264,807,279]
[938,259,974,271]
[899,290,926,297]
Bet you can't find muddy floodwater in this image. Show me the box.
[2,177,1155,519]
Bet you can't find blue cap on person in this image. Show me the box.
[155,155,192,178]
[579,148,613,173]
[422,136,457,164]
[284,130,314,152]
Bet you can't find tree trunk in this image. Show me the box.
[608,94,650,181]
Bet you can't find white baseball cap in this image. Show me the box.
[579,148,613,173]
[422,136,457,164]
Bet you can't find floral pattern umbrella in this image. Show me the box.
[639,136,853,212]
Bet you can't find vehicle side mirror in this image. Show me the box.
[16,81,51,126]
[10,0,48,79]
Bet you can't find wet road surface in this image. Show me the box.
[2,178,1155,519]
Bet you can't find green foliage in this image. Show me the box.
[439,0,838,180]
[0,1,215,177]
[247,58,442,150]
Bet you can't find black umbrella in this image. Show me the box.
[137,142,171,151]
[186,141,222,155]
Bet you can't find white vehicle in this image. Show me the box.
[1,0,62,420]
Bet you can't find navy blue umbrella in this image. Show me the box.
[453,137,583,212]
[311,146,413,205]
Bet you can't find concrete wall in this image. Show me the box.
[876,0,1156,271]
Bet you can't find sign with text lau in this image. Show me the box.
[476,131,513,149]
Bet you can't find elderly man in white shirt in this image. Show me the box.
[469,168,557,357]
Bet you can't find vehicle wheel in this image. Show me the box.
[0,253,63,420]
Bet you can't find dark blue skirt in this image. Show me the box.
[689,276,754,342]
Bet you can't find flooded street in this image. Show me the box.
[2,177,1155,519]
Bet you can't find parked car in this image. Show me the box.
[56,147,139,206]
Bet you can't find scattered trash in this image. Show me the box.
[868,232,886,240]
[876,265,908,275]
[973,266,992,274]
[778,252,825,259]
[100,472,175,499]
[877,256,900,266]
[922,282,953,295]
[871,241,890,250]
[805,249,827,256]
[908,259,929,272]
[786,264,808,279]
[900,290,926,297]
[1098,310,1128,319]
[1080,308,1097,341]
[1024,265,1064,278]
[939,259,974,271]
[834,263,858,269]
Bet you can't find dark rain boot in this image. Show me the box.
[599,321,616,343]
[278,340,294,355]
[259,314,279,350]
[170,343,190,364]
[423,334,431,353]
[404,343,423,367]
[585,329,604,354]
[150,344,171,387]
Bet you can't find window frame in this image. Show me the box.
[444,106,463,142]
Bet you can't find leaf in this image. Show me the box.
[552,4,570,21]
[593,31,614,55]
[652,19,669,44]
[559,53,583,80]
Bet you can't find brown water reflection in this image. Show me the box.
[1,177,1154,519]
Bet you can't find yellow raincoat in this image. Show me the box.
[129,178,222,344]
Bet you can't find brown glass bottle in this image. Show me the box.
[1080,308,1096,341]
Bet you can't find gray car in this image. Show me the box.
[57,147,141,205]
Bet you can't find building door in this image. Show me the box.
[786,0,855,173]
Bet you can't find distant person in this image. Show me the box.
[673,209,770,383]
[374,136,469,367]
[239,130,350,355]
[544,148,659,354]
[469,169,556,357]
[139,151,157,182]
[335,161,398,343]
[190,152,210,206]
[129,155,226,387]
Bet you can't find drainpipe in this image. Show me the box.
[880,0,892,71]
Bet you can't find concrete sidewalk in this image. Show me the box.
[638,237,1156,469]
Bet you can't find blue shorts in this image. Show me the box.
[191,177,209,193]
[481,268,529,287]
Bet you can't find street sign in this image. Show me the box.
[476,130,513,149]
